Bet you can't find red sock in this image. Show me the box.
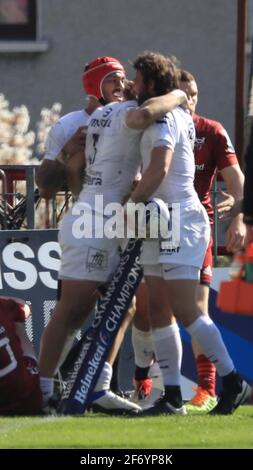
[196,354,216,396]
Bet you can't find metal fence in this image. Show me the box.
[0,164,72,230]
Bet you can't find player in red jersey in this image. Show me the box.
[178,69,245,412]
[0,297,42,415]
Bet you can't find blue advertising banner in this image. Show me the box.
[0,229,60,354]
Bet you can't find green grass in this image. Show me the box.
[0,406,253,449]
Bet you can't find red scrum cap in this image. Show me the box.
[82,56,125,101]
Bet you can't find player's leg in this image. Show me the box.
[91,296,141,414]
[131,282,155,401]
[188,237,217,413]
[39,278,100,405]
[138,267,185,416]
[162,269,249,415]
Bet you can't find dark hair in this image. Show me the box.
[178,68,196,83]
[133,51,179,96]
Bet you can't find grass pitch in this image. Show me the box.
[0,406,252,449]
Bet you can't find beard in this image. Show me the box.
[137,91,151,105]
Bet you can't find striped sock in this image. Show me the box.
[196,354,216,396]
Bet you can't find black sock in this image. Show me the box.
[222,370,242,392]
[164,385,183,407]
[135,366,150,381]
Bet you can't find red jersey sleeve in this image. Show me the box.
[212,121,238,171]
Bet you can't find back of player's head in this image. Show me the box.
[133,51,179,97]
[83,56,125,102]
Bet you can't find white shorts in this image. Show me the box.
[140,199,210,269]
[58,211,120,282]
[143,263,200,280]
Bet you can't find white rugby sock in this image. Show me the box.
[186,315,234,376]
[153,323,182,386]
[132,325,154,368]
[40,377,54,405]
[94,362,112,391]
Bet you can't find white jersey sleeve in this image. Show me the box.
[43,109,90,161]
[118,101,143,135]
[149,113,179,151]
[44,122,66,161]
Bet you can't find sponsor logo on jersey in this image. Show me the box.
[195,136,205,150]
[188,123,195,146]
[84,173,102,186]
[195,163,205,171]
[160,243,180,255]
[86,247,108,272]
[89,117,112,128]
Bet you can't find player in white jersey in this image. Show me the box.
[38,53,188,414]
[140,106,209,269]
[131,107,206,412]
[37,56,144,414]
[128,51,249,415]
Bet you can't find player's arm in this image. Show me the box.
[220,164,246,253]
[217,191,243,220]
[36,159,66,199]
[62,126,86,198]
[36,122,67,199]
[36,126,86,199]
[65,149,86,198]
[125,90,188,130]
[243,123,253,245]
[130,147,173,202]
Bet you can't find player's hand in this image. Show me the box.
[226,214,246,253]
[217,190,242,220]
[170,89,189,110]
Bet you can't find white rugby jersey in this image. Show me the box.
[140,107,198,204]
[78,100,142,209]
[44,109,90,161]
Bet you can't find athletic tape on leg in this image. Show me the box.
[58,238,143,414]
